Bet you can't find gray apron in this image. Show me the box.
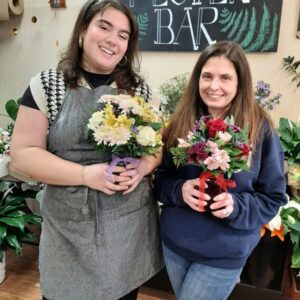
[39,85,163,300]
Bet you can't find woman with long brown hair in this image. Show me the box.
[154,41,286,300]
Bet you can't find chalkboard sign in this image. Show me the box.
[123,0,283,52]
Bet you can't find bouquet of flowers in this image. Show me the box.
[87,94,163,166]
[171,116,250,207]
[0,124,13,178]
[0,126,11,155]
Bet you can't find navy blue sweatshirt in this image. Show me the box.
[154,122,287,269]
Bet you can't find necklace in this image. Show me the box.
[81,73,112,89]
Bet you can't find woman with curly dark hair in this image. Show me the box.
[10,1,163,299]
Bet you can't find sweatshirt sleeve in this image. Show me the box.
[226,125,287,230]
[154,150,187,207]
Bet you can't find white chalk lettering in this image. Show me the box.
[154,9,175,44]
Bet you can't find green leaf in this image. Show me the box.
[6,233,22,255]
[292,247,300,268]
[0,249,4,262]
[5,99,19,121]
[22,214,42,225]
[0,224,7,239]
[0,217,25,231]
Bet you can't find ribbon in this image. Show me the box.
[107,154,139,182]
[215,173,237,191]
[198,171,236,201]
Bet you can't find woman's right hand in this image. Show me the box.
[182,179,208,212]
[83,163,131,195]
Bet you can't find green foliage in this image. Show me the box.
[283,56,300,89]
[279,197,300,275]
[0,181,42,262]
[137,13,149,39]
[277,118,300,165]
[159,73,189,118]
[5,98,21,122]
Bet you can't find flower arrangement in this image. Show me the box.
[0,125,12,155]
[170,116,250,203]
[159,73,189,118]
[262,196,300,276]
[87,94,163,160]
[0,124,13,178]
[254,80,282,111]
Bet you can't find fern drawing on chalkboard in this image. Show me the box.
[234,9,249,43]
[219,8,232,25]
[219,2,280,52]
[137,13,149,40]
[221,11,237,33]
[246,2,270,52]
[261,13,279,51]
[239,7,256,49]
[228,10,243,39]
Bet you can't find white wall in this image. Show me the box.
[0,0,300,127]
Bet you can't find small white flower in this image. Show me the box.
[177,138,190,148]
[284,200,300,211]
[268,214,282,231]
[88,111,103,131]
[218,131,232,143]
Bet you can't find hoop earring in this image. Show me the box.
[79,36,83,48]
[119,55,127,66]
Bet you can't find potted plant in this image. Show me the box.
[0,98,20,178]
[277,117,300,197]
[0,126,12,178]
[0,180,42,283]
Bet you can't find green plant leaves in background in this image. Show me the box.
[278,118,300,165]
[283,56,300,88]
[5,98,21,121]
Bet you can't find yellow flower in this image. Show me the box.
[104,113,117,127]
[116,114,134,128]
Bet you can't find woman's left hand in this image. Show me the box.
[210,192,234,219]
[118,159,148,194]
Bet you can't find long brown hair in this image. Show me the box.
[164,41,273,151]
[58,0,141,92]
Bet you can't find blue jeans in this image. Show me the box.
[162,243,243,300]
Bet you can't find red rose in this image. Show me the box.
[240,144,250,156]
[206,119,227,138]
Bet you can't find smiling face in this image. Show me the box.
[81,7,130,74]
[199,56,238,117]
